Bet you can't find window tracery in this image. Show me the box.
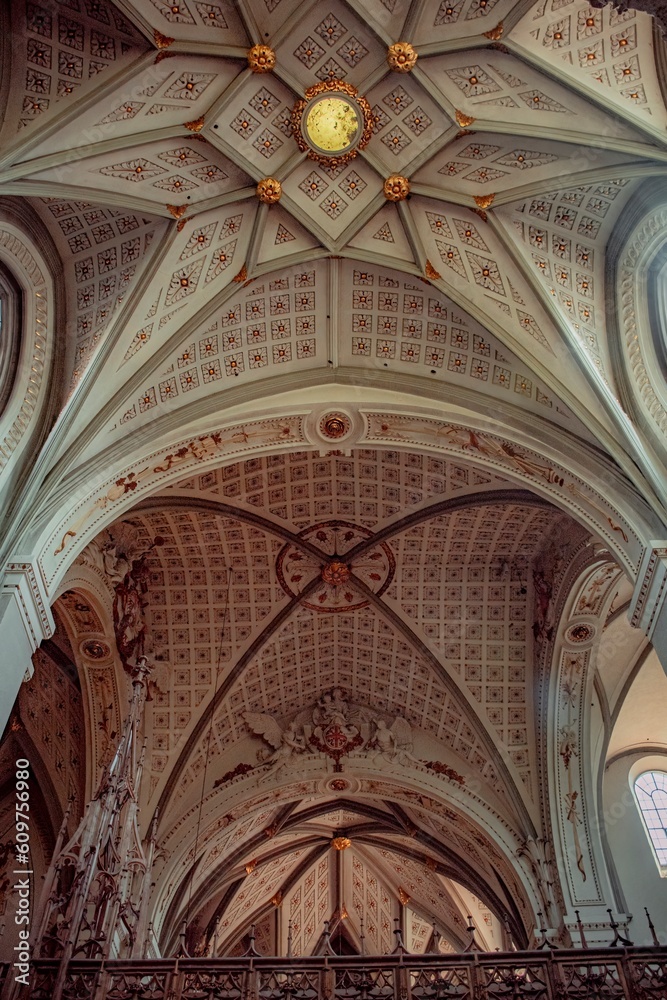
[634,769,667,874]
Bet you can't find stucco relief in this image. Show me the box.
[364,413,643,570]
[43,416,305,587]
[591,0,667,38]
[0,224,51,476]
[550,560,624,914]
[617,206,667,439]
[37,407,649,604]
[242,688,434,779]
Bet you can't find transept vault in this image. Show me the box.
[0,0,666,987]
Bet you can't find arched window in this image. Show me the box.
[634,770,667,876]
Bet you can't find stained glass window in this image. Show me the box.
[634,770,667,874]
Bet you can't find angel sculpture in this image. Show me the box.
[373,717,420,767]
[243,713,306,782]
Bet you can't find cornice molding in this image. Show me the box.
[1,560,54,676]
[629,541,667,637]
[0,200,65,519]
[606,179,667,459]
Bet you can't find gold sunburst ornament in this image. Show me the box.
[292,80,373,169]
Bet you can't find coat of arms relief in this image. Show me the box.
[242,687,461,782]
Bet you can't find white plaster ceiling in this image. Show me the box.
[3,0,667,489]
[159,793,520,954]
[100,476,572,849]
[606,649,667,760]
[15,0,667,959]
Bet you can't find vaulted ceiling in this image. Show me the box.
[2,0,667,503]
[4,0,667,960]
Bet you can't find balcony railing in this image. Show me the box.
[2,947,667,1000]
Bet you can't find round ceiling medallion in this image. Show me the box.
[329,778,349,792]
[384,174,410,202]
[292,81,373,169]
[276,520,395,612]
[565,622,596,645]
[81,639,111,660]
[387,41,418,73]
[319,411,351,440]
[307,96,360,153]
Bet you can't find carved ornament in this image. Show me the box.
[256,178,282,204]
[291,80,373,170]
[455,110,476,128]
[384,175,410,201]
[387,41,418,72]
[248,44,276,73]
[242,687,446,777]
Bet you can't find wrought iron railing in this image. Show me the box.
[2,947,667,1000]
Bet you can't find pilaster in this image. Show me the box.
[0,560,54,734]
[630,543,667,673]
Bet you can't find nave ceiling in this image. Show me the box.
[1,0,666,965]
[1,0,667,525]
[39,447,626,955]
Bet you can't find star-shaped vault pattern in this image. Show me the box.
[2,0,667,488]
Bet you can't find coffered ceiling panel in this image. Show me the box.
[335,261,587,434]
[418,49,646,144]
[216,846,310,944]
[25,56,242,160]
[254,205,322,263]
[30,137,253,208]
[282,159,382,244]
[126,0,251,45]
[411,133,638,198]
[362,75,454,175]
[383,502,568,789]
[31,196,167,387]
[115,256,322,425]
[162,449,513,530]
[178,603,509,803]
[410,196,562,357]
[107,256,596,440]
[134,483,571,817]
[410,0,518,45]
[510,1,667,135]
[4,0,150,139]
[109,200,257,385]
[195,806,277,876]
[285,852,332,956]
[209,75,299,177]
[347,850,395,954]
[128,508,287,766]
[273,0,386,91]
[496,176,639,385]
[371,848,468,941]
[347,205,417,264]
